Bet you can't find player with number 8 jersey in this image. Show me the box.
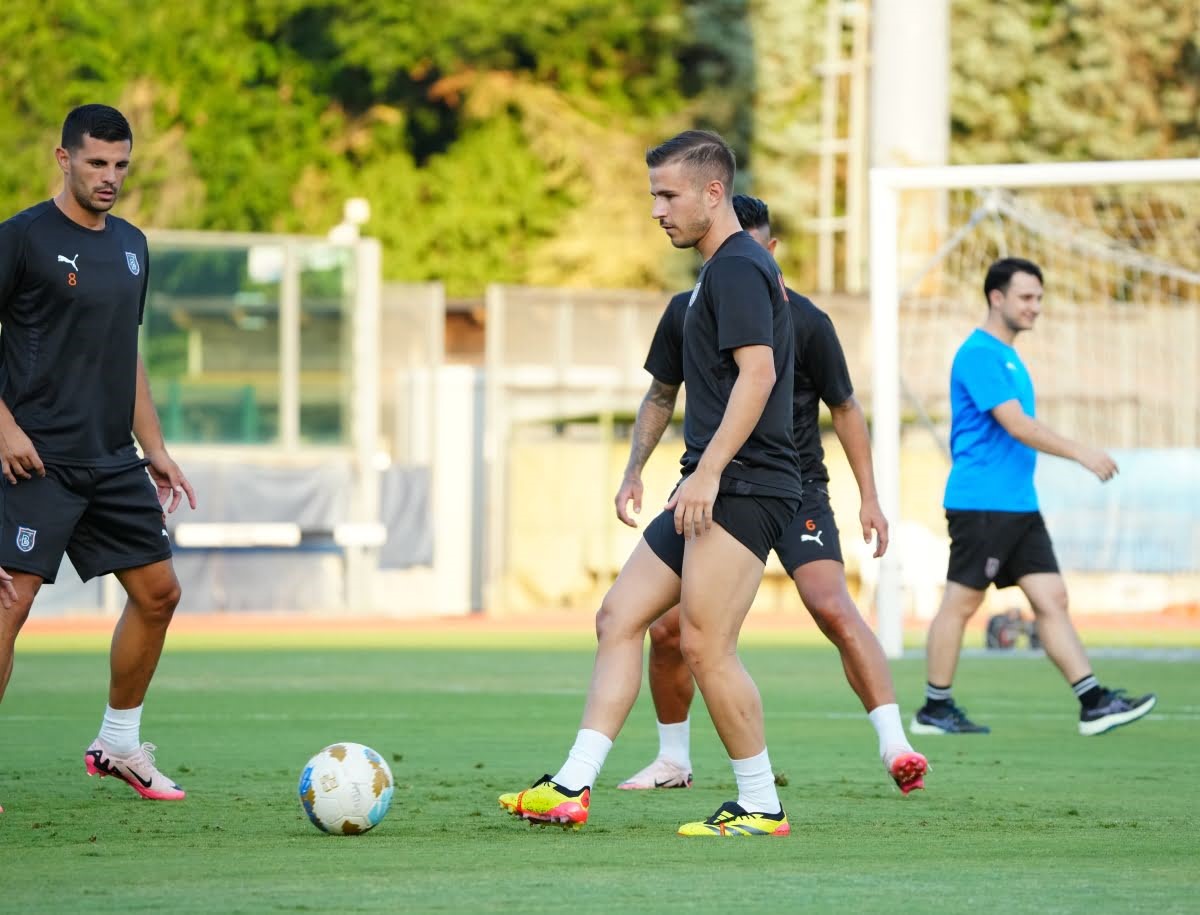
[0,104,198,814]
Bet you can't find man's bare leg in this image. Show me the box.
[911,581,992,735]
[84,560,187,801]
[498,539,681,827]
[678,525,778,814]
[0,572,43,703]
[617,605,695,789]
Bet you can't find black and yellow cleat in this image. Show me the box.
[677,801,790,837]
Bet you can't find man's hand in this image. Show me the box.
[1077,447,1118,482]
[145,449,197,514]
[0,566,16,610]
[665,469,718,541]
[615,474,644,528]
[0,421,45,485]
[859,496,890,559]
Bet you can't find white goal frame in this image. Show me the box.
[868,158,1200,658]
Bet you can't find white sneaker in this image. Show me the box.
[85,739,186,800]
[617,757,692,790]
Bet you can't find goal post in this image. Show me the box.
[869,158,1200,658]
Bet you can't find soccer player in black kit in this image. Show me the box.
[0,105,196,812]
[500,131,801,836]
[615,196,927,796]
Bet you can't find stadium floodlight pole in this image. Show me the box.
[868,157,1200,660]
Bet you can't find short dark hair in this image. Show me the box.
[62,104,133,150]
[984,257,1043,303]
[645,130,735,191]
[732,194,769,233]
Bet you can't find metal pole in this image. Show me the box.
[279,245,300,450]
[845,0,871,293]
[346,237,382,613]
[483,284,508,613]
[870,170,903,658]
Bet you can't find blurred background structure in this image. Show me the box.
[1,1,1197,633]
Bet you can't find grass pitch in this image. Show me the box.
[1,631,1197,913]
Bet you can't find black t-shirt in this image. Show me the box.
[645,287,853,484]
[666,230,802,498]
[789,291,854,483]
[0,200,149,466]
[643,290,690,386]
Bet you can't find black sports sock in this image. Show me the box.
[924,683,953,708]
[1072,674,1105,710]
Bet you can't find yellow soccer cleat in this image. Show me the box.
[499,775,590,829]
[677,801,790,837]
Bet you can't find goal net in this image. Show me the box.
[868,160,1200,656]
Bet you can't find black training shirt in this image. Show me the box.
[788,291,854,483]
[671,231,801,498]
[0,200,149,466]
[646,286,854,484]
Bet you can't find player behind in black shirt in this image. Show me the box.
[615,195,927,796]
[0,105,196,813]
[499,131,801,837]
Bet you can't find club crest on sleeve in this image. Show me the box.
[125,251,140,276]
[16,527,36,553]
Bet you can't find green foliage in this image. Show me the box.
[951,0,1200,163]
[0,0,760,295]
[0,1,1196,296]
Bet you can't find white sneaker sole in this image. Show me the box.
[909,718,989,736]
[1078,695,1157,736]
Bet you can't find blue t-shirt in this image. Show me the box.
[943,329,1038,511]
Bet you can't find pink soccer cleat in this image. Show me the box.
[85,739,186,801]
[886,749,929,796]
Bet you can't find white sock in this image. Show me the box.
[731,747,780,815]
[98,704,143,754]
[868,703,912,759]
[552,729,613,792]
[657,718,691,770]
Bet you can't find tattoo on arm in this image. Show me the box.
[625,379,680,476]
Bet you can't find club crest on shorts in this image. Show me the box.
[125,251,140,275]
[984,557,1000,580]
[16,526,36,553]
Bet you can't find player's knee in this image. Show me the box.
[1030,586,1069,618]
[677,623,726,673]
[677,627,703,671]
[139,578,182,624]
[0,597,36,640]
[593,593,641,643]
[806,595,861,646]
[941,587,985,621]
[648,615,681,654]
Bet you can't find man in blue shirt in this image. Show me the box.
[911,257,1155,737]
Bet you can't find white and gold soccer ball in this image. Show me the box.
[298,742,394,835]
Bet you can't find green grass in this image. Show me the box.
[1,639,1197,913]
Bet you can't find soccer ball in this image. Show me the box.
[298,742,394,835]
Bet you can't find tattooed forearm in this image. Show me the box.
[624,379,680,477]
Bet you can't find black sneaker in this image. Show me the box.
[910,701,991,735]
[1079,689,1157,736]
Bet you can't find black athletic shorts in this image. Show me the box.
[773,482,843,574]
[643,486,800,576]
[945,509,1059,591]
[0,461,172,583]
